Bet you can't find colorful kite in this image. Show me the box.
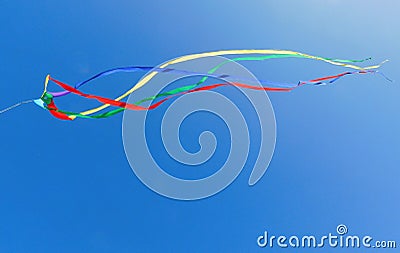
[0,49,389,120]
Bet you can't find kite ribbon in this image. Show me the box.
[42,69,376,120]
[47,49,385,119]
[44,76,293,119]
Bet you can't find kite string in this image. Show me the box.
[0,99,34,115]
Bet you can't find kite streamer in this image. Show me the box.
[42,70,377,120]
[0,49,389,120]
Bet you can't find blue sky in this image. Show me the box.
[0,1,399,252]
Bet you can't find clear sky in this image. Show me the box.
[0,0,399,252]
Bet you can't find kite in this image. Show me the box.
[0,49,389,120]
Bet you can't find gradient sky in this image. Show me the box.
[0,1,399,252]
